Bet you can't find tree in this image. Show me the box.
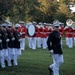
[53,3,74,25]
[7,0,40,23]
[37,0,59,23]
[0,0,14,16]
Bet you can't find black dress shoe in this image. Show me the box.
[11,59,13,65]
[48,67,53,75]
[5,60,8,66]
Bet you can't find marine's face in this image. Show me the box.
[53,26,59,31]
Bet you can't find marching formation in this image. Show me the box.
[26,20,75,50]
[0,18,75,69]
[0,20,22,68]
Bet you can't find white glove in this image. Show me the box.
[0,39,2,43]
[22,32,25,34]
[19,39,21,41]
[12,37,15,41]
[50,50,54,54]
[6,39,10,42]
[20,32,23,35]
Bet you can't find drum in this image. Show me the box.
[28,24,35,36]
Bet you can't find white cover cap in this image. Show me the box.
[53,20,60,27]
[8,22,12,26]
[19,21,25,24]
[1,23,7,26]
[15,23,20,28]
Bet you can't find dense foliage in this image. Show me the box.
[0,0,75,24]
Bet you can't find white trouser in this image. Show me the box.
[37,37,42,48]
[42,38,47,49]
[66,37,68,46]
[3,49,11,67]
[28,37,32,48]
[8,48,17,66]
[20,38,25,50]
[8,48,15,59]
[32,37,37,50]
[49,54,64,75]
[16,48,21,59]
[9,48,18,66]
[66,37,73,48]
[11,48,19,66]
[0,50,6,68]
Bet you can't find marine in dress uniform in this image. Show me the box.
[58,25,64,37]
[47,21,64,75]
[42,24,48,49]
[1,23,11,68]
[27,22,33,49]
[0,22,4,68]
[6,21,16,66]
[35,25,40,48]
[58,24,64,46]
[12,24,22,66]
[31,22,37,50]
[64,26,74,48]
[18,21,27,50]
[64,19,74,48]
[37,22,43,48]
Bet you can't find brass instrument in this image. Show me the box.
[66,19,75,29]
[66,19,74,26]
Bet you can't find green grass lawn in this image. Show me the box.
[0,39,75,75]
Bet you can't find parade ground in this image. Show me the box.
[0,38,75,75]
